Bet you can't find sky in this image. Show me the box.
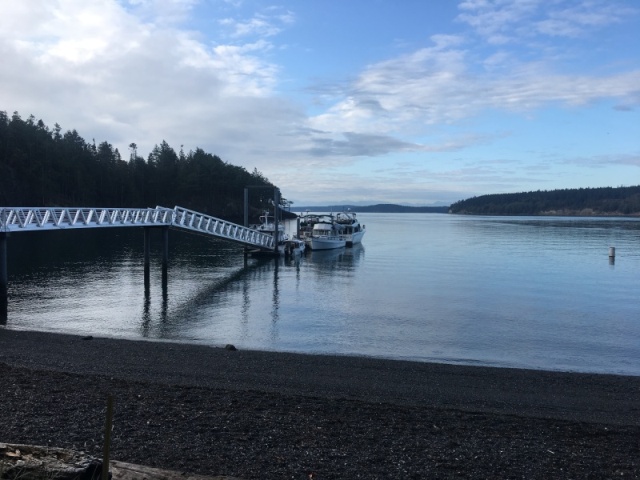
[1,0,639,206]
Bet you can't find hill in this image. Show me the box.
[0,110,283,223]
[449,186,640,216]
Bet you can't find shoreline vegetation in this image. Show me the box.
[0,111,282,224]
[448,185,640,216]
[295,185,640,217]
[1,329,639,478]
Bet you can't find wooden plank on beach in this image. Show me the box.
[110,460,242,480]
[0,443,241,480]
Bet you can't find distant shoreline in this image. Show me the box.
[293,185,640,216]
[452,211,640,217]
[290,206,640,217]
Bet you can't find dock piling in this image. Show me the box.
[1,232,8,320]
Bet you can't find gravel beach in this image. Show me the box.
[1,329,639,479]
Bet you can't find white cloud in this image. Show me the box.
[535,1,637,37]
[123,0,199,25]
[564,153,640,168]
[220,16,282,38]
[457,0,540,44]
[219,8,295,38]
[0,0,289,158]
[457,0,638,43]
[308,37,640,145]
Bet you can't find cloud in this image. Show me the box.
[535,1,638,37]
[0,0,292,158]
[125,0,199,26]
[220,15,282,38]
[219,8,295,38]
[307,36,640,139]
[308,132,424,157]
[3,1,636,161]
[563,153,640,168]
[276,157,550,206]
[457,0,639,43]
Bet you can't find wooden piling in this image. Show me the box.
[0,233,7,315]
[102,394,114,480]
[143,227,151,270]
[274,188,280,255]
[162,226,169,268]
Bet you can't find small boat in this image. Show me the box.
[252,211,305,256]
[283,237,306,256]
[300,214,346,250]
[334,210,365,246]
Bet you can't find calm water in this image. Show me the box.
[3,214,640,376]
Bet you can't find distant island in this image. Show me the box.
[449,185,640,216]
[290,204,449,214]
[292,185,640,217]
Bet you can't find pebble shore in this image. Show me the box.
[1,329,639,479]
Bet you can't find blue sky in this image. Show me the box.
[1,0,638,206]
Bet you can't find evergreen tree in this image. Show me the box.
[0,110,277,221]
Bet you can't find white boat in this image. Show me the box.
[252,211,305,256]
[301,214,346,250]
[284,237,306,256]
[334,210,365,246]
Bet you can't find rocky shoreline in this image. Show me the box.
[1,329,639,479]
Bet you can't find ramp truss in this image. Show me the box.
[0,206,275,251]
[171,206,274,249]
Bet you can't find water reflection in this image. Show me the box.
[141,265,169,337]
[141,279,151,336]
[271,260,280,340]
[308,248,344,263]
[0,295,6,325]
[132,246,367,343]
[309,244,364,264]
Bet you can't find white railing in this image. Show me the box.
[0,207,173,232]
[0,206,276,250]
[171,206,275,249]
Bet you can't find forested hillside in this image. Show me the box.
[449,186,640,216]
[0,111,281,221]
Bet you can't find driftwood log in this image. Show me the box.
[0,444,240,480]
[0,443,102,479]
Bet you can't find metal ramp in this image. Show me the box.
[0,206,275,251]
[171,206,275,249]
[0,207,173,231]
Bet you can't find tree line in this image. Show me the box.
[449,186,640,216]
[0,111,285,222]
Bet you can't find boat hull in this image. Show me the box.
[310,236,346,250]
[334,211,365,247]
[284,239,306,256]
[345,229,366,247]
